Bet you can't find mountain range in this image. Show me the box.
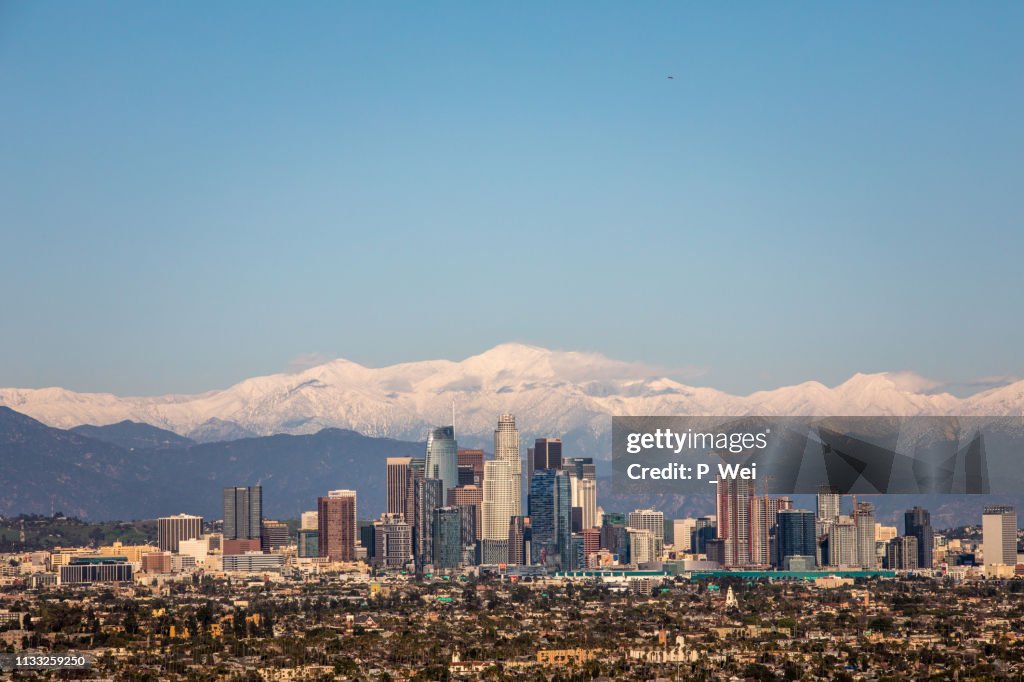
[3,406,1016,527]
[0,406,421,521]
[2,344,1022,457]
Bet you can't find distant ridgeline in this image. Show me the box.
[0,406,422,522]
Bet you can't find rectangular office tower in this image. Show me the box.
[904,506,934,569]
[983,505,1018,568]
[530,438,563,482]
[223,486,263,540]
[386,457,413,518]
[457,448,485,485]
[318,490,357,562]
[776,509,817,569]
[716,477,756,567]
[157,514,203,553]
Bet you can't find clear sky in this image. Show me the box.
[1,2,1022,396]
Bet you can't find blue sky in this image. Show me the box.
[1,2,1022,396]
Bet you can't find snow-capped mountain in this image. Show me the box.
[0,343,1021,450]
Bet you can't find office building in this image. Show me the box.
[776,509,817,569]
[627,527,657,565]
[297,529,319,558]
[691,517,717,554]
[430,506,462,569]
[854,502,877,568]
[223,538,260,555]
[157,514,203,553]
[425,426,459,503]
[823,519,858,567]
[751,496,792,566]
[415,477,444,566]
[300,510,318,531]
[386,457,413,518]
[141,552,171,574]
[59,557,132,585]
[481,414,522,562]
[360,523,376,560]
[816,486,841,522]
[404,458,426,531]
[449,484,483,540]
[373,514,413,569]
[176,537,211,566]
[600,522,630,562]
[904,507,934,569]
[260,520,290,551]
[581,527,600,563]
[529,468,572,568]
[563,457,596,481]
[672,518,697,552]
[223,553,285,573]
[716,477,756,567]
[885,536,919,570]
[983,505,1018,568]
[571,476,599,530]
[223,486,263,540]
[457,448,485,485]
[628,509,665,558]
[318,490,357,562]
[506,515,525,565]
[530,438,563,482]
[458,505,478,561]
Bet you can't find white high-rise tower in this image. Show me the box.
[481,414,522,563]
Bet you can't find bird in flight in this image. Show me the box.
[667,75,674,79]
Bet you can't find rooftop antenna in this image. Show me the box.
[451,399,456,432]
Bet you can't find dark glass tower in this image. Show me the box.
[776,509,817,567]
[904,506,934,569]
[223,486,263,540]
[528,468,572,568]
[432,506,463,569]
[531,438,563,476]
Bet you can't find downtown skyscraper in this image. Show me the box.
[983,505,1017,568]
[385,457,413,518]
[854,501,877,569]
[529,469,572,568]
[904,506,934,569]
[318,489,357,562]
[481,413,522,564]
[528,437,562,483]
[223,486,263,540]
[716,477,756,567]
[776,509,817,569]
[425,425,459,500]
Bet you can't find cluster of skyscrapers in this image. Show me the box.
[140,416,1018,579]
[366,415,606,572]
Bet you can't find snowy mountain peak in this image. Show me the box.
[0,344,1020,450]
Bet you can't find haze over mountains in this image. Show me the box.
[2,344,1023,453]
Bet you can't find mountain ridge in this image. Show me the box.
[1,344,1021,449]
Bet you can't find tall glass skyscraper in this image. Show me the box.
[425,426,458,501]
[854,501,877,569]
[716,477,756,567]
[528,468,572,568]
[776,509,817,568]
[904,506,934,569]
[223,486,263,540]
[432,506,463,569]
[416,478,444,567]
